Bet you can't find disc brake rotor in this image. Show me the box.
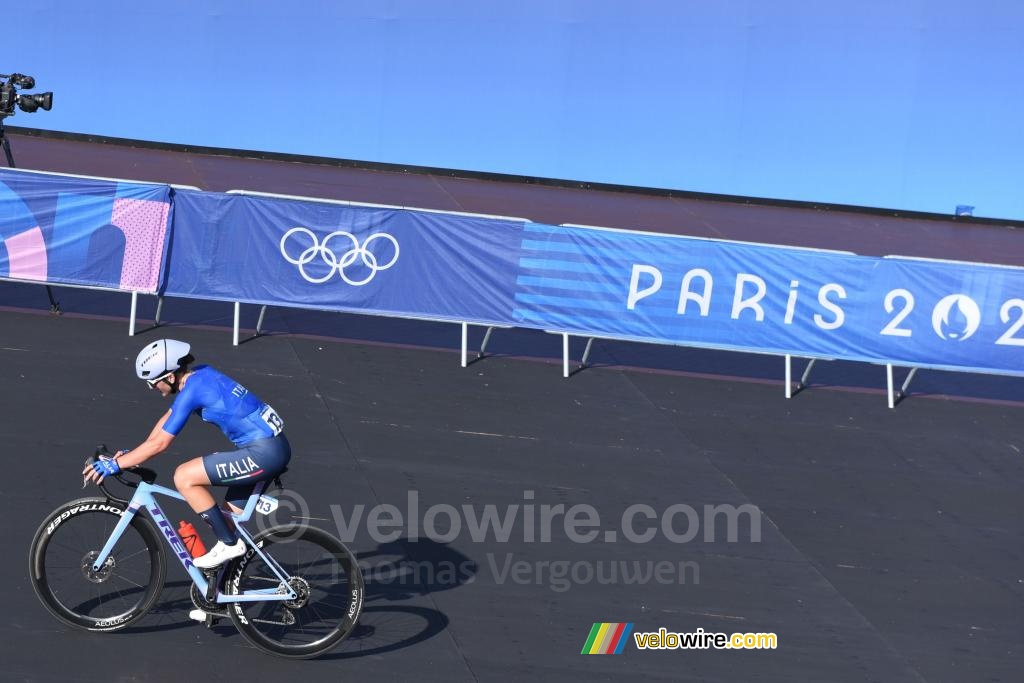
[283,576,310,610]
[81,551,115,583]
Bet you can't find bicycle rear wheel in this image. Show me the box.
[29,497,166,631]
[225,525,364,658]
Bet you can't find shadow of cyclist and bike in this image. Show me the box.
[127,537,476,658]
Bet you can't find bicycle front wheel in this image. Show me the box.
[29,497,166,631]
[226,525,364,659]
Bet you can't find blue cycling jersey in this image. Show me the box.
[162,365,284,446]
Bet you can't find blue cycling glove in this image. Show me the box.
[91,457,121,478]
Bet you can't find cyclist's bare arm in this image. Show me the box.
[144,410,173,443]
[82,410,175,482]
[120,410,175,467]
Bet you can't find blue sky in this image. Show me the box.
[14,1,1024,219]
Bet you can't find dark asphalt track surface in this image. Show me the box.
[3,294,1023,682]
[3,131,1024,680]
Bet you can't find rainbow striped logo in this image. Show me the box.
[581,622,634,655]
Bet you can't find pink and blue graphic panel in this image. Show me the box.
[0,169,172,293]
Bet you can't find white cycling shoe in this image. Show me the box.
[189,609,209,622]
[194,539,246,569]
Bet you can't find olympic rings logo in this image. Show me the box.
[279,227,400,286]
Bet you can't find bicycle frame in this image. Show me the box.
[90,480,297,603]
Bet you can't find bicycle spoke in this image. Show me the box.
[109,584,129,610]
[115,547,150,563]
[306,602,327,627]
[48,537,89,556]
[111,573,146,590]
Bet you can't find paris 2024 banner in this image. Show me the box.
[165,192,1024,376]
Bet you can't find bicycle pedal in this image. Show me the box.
[191,607,227,627]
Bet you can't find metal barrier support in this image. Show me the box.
[547,331,594,377]
[461,323,508,366]
[562,333,570,378]
[461,323,468,367]
[128,293,164,337]
[801,359,818,389]
[886,365,919,407]
[232,302,268,346]
[480,326,496,359]
[45,286,60,314]
[129,291,139,336]
[886,364,895,409]
[580,337,595,369]
[255,305,268,337]
[785,355,820,398]
[900,367,919,400]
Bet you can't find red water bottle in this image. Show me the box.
[178,520,208,558]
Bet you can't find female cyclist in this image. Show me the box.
[82,339,291,571]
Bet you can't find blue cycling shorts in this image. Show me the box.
[202,433,291,507]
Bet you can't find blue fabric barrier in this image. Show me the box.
[4,172,1021,378]
[0,169,172,292]
[163,191,525,324]
[514,224,1024,376]
[6,167,1015,376]
[164,190,1024,376]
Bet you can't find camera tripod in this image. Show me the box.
[0,118,14,168]
[0,116,61,313]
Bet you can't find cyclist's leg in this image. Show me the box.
[173,458,216,512]
[224,484,254,515]
[175,458,238,546]
[208,434,292,514]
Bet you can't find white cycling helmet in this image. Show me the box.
[136,339,192,381]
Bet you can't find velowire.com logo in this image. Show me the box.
[582,623,780,654]
[581,622,635,655]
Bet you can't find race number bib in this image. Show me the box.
[260,405,284,435]
[256,495,279,515]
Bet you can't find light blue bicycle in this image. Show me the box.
[29,447,364,659]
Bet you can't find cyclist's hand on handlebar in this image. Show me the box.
[93,458,121,478]
[81,456,121,484]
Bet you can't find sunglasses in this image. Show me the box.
[145,372,172,389]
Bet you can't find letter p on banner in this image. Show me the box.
[581,622,634,654]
